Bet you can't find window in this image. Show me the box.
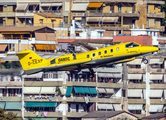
[125,42,139,48]
[104,50,107,54]
[87,54,89,58]
[50,59,56,64]
[110,49,113,52]
[98,52,101,55]
[116,47,119,51]
[93,53,95,57]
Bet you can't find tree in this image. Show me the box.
[0,108,23,120]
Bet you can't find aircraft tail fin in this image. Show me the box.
[16,49,47,74]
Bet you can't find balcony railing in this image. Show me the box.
[147,12,165,18]
[24,96,62,102]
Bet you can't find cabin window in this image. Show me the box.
[116,47,119,51]
[93,53,95,57]
[126,42,139,48]
[98,52,101,55]
[104,50,107,54]
[110,49,113,52]
[87,54,89,58]
[50,59,56,64]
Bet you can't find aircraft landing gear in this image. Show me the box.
[142,57,148,64]
[88,68,94,78]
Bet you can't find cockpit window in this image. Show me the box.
[50,59,56,64]
[125,42,139,48]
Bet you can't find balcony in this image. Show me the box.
[147,0,165,4]
[147,12,165,18]
[24,81,63,87]
[24,111,62,118]
[72,13,85,17]
[18,0,40,2]
[128,69,145,74]
[150,69,166,74]
[0,97,21,102]
[87,0,137,3]
[5,111,22,117]
[0,81,22,88]
[16,12,34,18]
[66,112,88,118]
[150,84,166,89]
[98,98,121,103]
[66,97,97,103]
[128,84,146,89]
[40,0,63,2]
[128,99,146,104]
[97,83,122,88]
[150,99,166,104]
[87,25,132,31]
[66,81,97,87]
[24,96,62,102]
[0,12,15,17]
[86,11,140,17]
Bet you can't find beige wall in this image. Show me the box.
[34,14,62,27]
[35,33,56,41]
[103,6,110,13]
[15,44,31,51]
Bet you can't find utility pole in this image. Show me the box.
[122,63,128,111]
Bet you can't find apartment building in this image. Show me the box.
[0,0,164,35]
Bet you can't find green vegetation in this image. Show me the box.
[0,108,23,120]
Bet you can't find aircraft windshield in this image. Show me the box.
[125,42,139,48]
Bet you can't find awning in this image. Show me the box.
[149,89,163,98]
[66,86,73,97]
[71,3,88,11]
[74,87,84,94]
[23,72,43,79]
[2,56,19,61]
[35,44,56,50]
[41,3,63,7]
[128,89,142,97]
[0,2,16,5]
[128,104,142,110]
[113,104,122,111]
[24,87,41,94]
[102,17,119,23]
[82,87,90,94]
[40,87,56,94]
[128,74,142,80]
[98,104,113,109]
[150,74,163,80]
[0,102,5,109]
[97,88,106,93]
[75,17,82,21]
[0,44,7,51]
[86,17,102,22]
[59,87,65,95]
[40,102,57,107]
[98,73,122,78]
[25,102,41,107]
[149,105,163,112]
[87,3,103,8]
[150,59,163,64]
[127,59,142,65]
[88,87,97,94]
[105,88,114,94]
[164,90,166,99]
[5,102,22,110]
[16,4,28,11]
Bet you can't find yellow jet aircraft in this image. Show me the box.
[16,42,159,78]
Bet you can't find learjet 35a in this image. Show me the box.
[16,42,159,78]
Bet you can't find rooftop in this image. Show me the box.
[82,111,138,118]
[142,113,166,119]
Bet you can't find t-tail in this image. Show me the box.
[15,49,48,75]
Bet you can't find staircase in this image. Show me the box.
[75,22,83,29]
